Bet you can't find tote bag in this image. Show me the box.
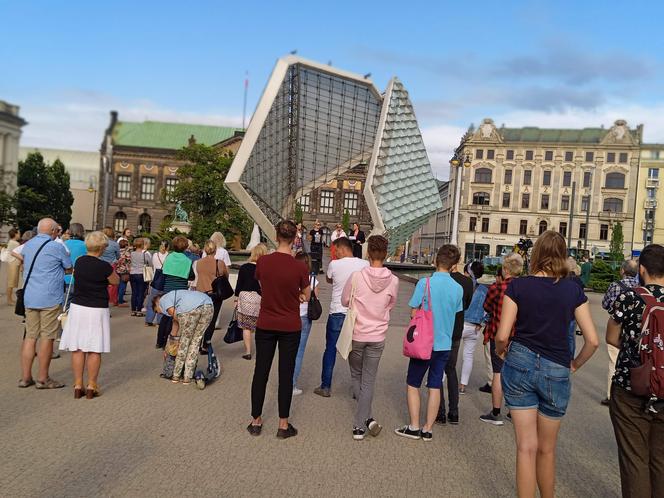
[336,274,357,360]
[142,252,154,283]
[403,277,434,360]
[307,275,323,321]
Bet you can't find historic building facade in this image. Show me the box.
[447,118,642,262]
[633,145,663,252]
[0,100,26,193]
[97,111,243,235]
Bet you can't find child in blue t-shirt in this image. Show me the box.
[395,245,463,442]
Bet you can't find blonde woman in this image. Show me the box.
[193,240,229,352]
[235,243,268,359]
[60,231,119,399]
[210,231,231,266]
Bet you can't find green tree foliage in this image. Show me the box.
[170,144,252,245]
[15,153,74,232]
[342,209,350,233]
[294,202,303,224]
[610,222,624,261]
[0,190,15,226]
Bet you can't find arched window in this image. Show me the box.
[472,192,490,205]
[113,212,127,233]
[538,220,548,235]
[603,197,623,212]
[138,213,152,234]
[474,168,492,183]
[605,172,625,189]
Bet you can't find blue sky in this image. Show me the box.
[2,0,664,178]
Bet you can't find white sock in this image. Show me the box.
[408,425,420,431]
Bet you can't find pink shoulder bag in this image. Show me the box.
[403,277,434,360]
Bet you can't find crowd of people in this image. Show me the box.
[4,216,664,498]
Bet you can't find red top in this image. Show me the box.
[255,252,310,332]
[483,277,514,343]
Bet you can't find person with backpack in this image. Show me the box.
[606,243,664,498]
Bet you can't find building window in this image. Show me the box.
[523,170,532,185]
[648,188,656,199]
[140,176,156,201]
[319,190,335,214]
[469,216,477,232]
[585,151,594,162]
[298,193,310,212]
[607,152,616,163]
[581,195,590,213]
[504,169,512,184]
[648,168,659,179]
[116,174,131,199]
[583,171,592,188]
[645,209,655,221]
[538,220,548,235]
[563,171,572,187]
[579,223,587,239]
[559,222,568,237]
[619,152,628,163]
[475,149,484,159]
[544,150,554,161]
[525,150,534,161]
[481,218,489,232]
[521,193,530,209]
[114,212,127,233]
[474,168,492,183]
[652,151,660,160]
[343,192,359,216]
[138,213,151,233]
[519,219,528,235]
[472,192,490,205]
[543,170,551,186]
[644,230,653,243]
[502,192,510,208]
[487,149,495,160]
[605,172,625,189]
[506,150,514,160]
[561,195,570,211]
[603,197,623,212]
[500,218,508,234]
[164,178,178,202]
[564,151,574,162]
[600,224,609,241]
[541,194,550,210]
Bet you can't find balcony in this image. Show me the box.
[642,220,654,230]
[598,210,627,222]
[646,178,659,188]
[645,199,658,209]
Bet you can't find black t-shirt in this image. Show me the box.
[71,255,113,308]
[506,276,587,367]
[451,272,474,341]
[309,229,324,253]
[235,262,261,296]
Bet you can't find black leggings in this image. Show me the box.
[440,338,461,416]
[251,328,301,419]
[202,296,223,346]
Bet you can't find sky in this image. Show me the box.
[2,0,664,179]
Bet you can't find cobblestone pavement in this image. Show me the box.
[0,267,621,497]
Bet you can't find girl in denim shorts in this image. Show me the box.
[495,231,599,498]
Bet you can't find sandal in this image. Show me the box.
[247,423,262,436]
[171,377,180,384]
[242,353,252,360]
[35,378,65,389]
[85,384,101,399]
[18,379,35,388]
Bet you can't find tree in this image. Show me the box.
[294,202,304,224]
[170,144,252,245]
[0,190,15,227]
[610,222,624,261]
[342,209,350,233]
[14,152,74,232]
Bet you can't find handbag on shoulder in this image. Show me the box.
[211,261,234,301]
[403,277,434,360]
[15,239,51,317]
[307,275,323,321]
[142,252,154,283]
[223,309,244,344]
[336,274,357,360]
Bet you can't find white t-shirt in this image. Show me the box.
[330,230,347,242]
[327,257,369,314]
[300,274,320,316]
[215,247,231,266]
[152,251,167,270]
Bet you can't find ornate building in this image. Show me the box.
[633,145,663,252]
[0,100,26,241]
[97,111,243,234]
[447,118,642,262]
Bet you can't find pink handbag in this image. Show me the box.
[403,278,434,360]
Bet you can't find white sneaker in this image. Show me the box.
[292,387,303,396]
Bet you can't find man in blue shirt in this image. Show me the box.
[19,218,72,389]
[395,244,463,442]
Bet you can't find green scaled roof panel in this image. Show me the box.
[499,127,610,144]
[113,120,243,149]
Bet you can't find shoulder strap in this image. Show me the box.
[215,260,221,277]
[634,286,658,308]
[23,239,51,292]
[421,277,431,310]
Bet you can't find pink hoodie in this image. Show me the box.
[341,266,399,342]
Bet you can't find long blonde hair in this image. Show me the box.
[250,243,268,262]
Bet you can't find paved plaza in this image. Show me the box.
[1,271,621,497]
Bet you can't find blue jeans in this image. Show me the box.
[129,274,146,312]
[145,286,162,324]
[118,278,128,304]
[293,315,313,387]
[320,313,346,389]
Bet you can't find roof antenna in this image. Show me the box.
[364,72,372,79]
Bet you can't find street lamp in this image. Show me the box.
[88,176,97,231]
[450,151,472,246]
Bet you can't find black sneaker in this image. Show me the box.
[276,423,298,439]
[435,413,447,425]
[600,398,610,406]
[479,383,492,393]
[479,411,504,426]
[421,430,433,442]
[448,413,459,425]
[352,427,366,440]
[365,418,382,437]
[394,425,421,440]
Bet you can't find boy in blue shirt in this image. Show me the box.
[395,244,463,442]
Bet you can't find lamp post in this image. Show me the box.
[88,176,97,231]
[450,151,471,246]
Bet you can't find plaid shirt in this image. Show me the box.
[602,276,639,311]
[483,277,513,344]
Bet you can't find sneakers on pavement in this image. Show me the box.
[366,418,382,437]
[394,425,421,440]
[479,383,492,393]
[421,430,433,442]
[480,411,504,426]
[448,413,459,425]
[313,386,331,398]
[435,413,447,425]
[276,423,298,439]
[352,427,366,440]
[292,387,303,396]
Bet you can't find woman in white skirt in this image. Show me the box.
[60,231,119,399]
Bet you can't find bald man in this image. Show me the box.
[599,259,639,405]
[18,218,72,389]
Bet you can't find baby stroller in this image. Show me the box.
[195,343,221,390]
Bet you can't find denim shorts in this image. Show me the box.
[406,350,450,389]
[501,341,571,419]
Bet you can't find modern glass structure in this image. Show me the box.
[226,56,441,249]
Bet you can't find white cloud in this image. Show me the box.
[421,124,467,180]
